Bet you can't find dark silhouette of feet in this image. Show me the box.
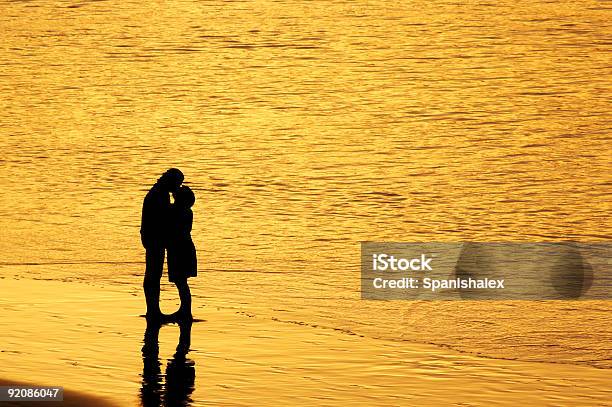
[167,310,193,324]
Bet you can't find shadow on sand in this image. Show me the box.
[140,319,195,407]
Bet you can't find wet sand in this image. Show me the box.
[0,276,610,406]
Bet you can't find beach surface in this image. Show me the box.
[0,276,610,406]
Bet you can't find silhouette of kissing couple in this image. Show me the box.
[141,168,197,323]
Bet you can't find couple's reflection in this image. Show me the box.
[141,319,195,407]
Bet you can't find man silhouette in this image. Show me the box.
[141,168,184,320]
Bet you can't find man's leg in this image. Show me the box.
[143,246,164,318]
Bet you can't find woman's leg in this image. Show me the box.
[176,279,192,317]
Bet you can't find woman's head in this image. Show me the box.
[173,185,195,208]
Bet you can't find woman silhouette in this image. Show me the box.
[167,185,197,321]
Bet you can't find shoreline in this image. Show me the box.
[1,276,611,406]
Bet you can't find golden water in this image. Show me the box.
[1,0,610,378]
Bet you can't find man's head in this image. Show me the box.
[158,168,184,192]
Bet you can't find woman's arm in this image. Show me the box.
[186,210,193,234]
